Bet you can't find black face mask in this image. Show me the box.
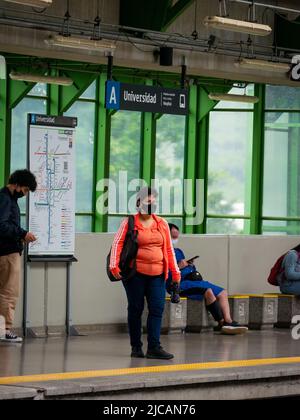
[14,191,24,199]
[140,203,157,215]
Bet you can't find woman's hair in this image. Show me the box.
[8,170,37,192]
[168,223,180,232]
[136,186,158,208]
[293,244,300,252]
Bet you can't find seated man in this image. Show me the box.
[279,245,300,296]
[168,224,248,335]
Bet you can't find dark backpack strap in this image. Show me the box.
[127,215,135,233]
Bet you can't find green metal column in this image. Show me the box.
[0,78,9,185]
[47,70,60,116]
[195,111,209,234]
[250,84,265,234]
[184,83,198,234]
[94,73,111,232]
[140,79,156,185]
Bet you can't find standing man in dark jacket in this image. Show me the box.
[0,170,37,343]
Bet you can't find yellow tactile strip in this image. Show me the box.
[1,357,300,385]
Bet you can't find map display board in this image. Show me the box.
[28,114,77,257]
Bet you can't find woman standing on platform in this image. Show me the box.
[109,187,181,360]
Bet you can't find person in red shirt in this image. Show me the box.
[110,187,180,360]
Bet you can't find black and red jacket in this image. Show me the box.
[0,187,27,256]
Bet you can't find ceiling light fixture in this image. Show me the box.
[4,0,52,7]
[235,58,290,73]
[203,16,272,36]
[9,71,73,86]
[45,35,116,52]
[208,92,259,103]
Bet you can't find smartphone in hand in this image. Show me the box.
[186,256,199,264]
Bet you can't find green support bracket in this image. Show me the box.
[9,80,35,109]
[59,71,97,114]
[198,85,231,122]
[250,84,265,235]
[154,113,163,121]
[108,109,118,117]
[0,78,10,186]
[140,79,156,186]
[184,83,198,234]
[94,74,111,232]
[162,0,195,31]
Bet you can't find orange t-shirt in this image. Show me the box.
[136,219,164,276]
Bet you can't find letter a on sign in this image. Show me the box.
[105,81,121,110]
[110,87,117,105]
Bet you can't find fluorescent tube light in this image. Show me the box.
[45,35,117,52]
[203,16,272,36]
[4,0,52,7]
[235,58,290,73]
[9,72,73,86]
[208,92,259,104]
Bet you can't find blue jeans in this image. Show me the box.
[123,272,166,350]
[280,280,300,296]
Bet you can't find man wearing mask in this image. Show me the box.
[0,170,37,343]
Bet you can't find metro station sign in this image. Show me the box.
[105,81,189,116]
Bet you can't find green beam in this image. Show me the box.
[140,79,156,185]
[0,78,9,186]
[162,0,195,31]
[250,84,265,234]
[94,74,111,232]
[184,83,198,234]
[47,71,60,116]
[59,71,97,114]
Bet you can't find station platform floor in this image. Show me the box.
[1,330,300,400]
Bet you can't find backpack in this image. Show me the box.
[106,215,138,282]
[267,253,286,286]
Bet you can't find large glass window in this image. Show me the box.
[11,94,47,171]
[263,85,300,235]
[263,112,300,219]
[214,85,255,110]
[155,114,185,224]
[265,85,300,110]
[207,100,253,234]
[64,82,96,232]
[64,101,95,232]
[108,111,141,232]
[10,85,47,215]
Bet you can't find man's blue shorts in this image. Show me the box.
[180,280,224,301]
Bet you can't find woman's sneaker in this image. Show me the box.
[221,322,248,335]
[146,346,174,360]
[131,347,145,358]
[0,331,23,343]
